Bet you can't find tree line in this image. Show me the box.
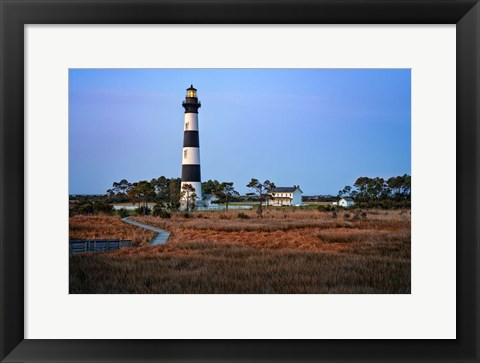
[70,174,411,216]
[104,177,280,211]
[71,176,278,216]
[104,177,245,212]
[107,177,181,210]
[338,174,411,209]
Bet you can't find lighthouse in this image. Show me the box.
[180,85,203,209]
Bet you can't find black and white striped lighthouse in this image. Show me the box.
[180,85,202,208]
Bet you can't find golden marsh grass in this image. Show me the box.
[69,209,410,293]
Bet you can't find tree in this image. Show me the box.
[168,178,182,210]
[216,182,239,211]
[202,179,220,195]
[341,185,352,197]
[263,180,276,207]
[118,179,132,195]
[372,177,387,201]
[337,185,352,207]
[353,177,385,202]
[386,174,411,201]
[106,179,132,203]
[151,176,170,203]
[246,178,276,217]
[180,183,197,211]
[343,174,411,209]
[128,180,156,215]
[353,177,370,202]
[402,174,411,199]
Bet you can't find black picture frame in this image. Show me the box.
[1,1,479,362]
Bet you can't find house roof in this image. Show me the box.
[270,186,302,193]
[270,187,295,193]
[342,197,354,201]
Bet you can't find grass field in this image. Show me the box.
[69,215,156,246]
[69,209,410,294]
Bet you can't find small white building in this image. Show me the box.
[269,186,303,206]
[339,197,355,207]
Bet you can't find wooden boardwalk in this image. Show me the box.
[69,239,132,255]
[121,217,170,245]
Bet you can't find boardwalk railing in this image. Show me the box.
[69,239,132,255]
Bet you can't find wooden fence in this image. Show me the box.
[69,239,132,255]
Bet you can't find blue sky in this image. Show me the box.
[69,69,411,195]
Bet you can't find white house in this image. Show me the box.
[269,186,303,206]
[339,197,355,207]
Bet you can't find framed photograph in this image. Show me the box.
[1,0,479,362]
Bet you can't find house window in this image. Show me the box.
[185,122,189,130]
[184,149,187,159]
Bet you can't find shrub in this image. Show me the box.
[166,202,181,211]
[93,202,114,215]
[344,213,351,220]
[352,210,367,221]
[152,203,172,218]
[158,210,171,219]
[256,205,263,218]
[118,208,129,218]
[136,206,151,215]
[72,203,94,215]
[237,212,250,219]
[319,204,337,212]
[152,204,171,219]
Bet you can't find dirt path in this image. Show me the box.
[121,217,170,245]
